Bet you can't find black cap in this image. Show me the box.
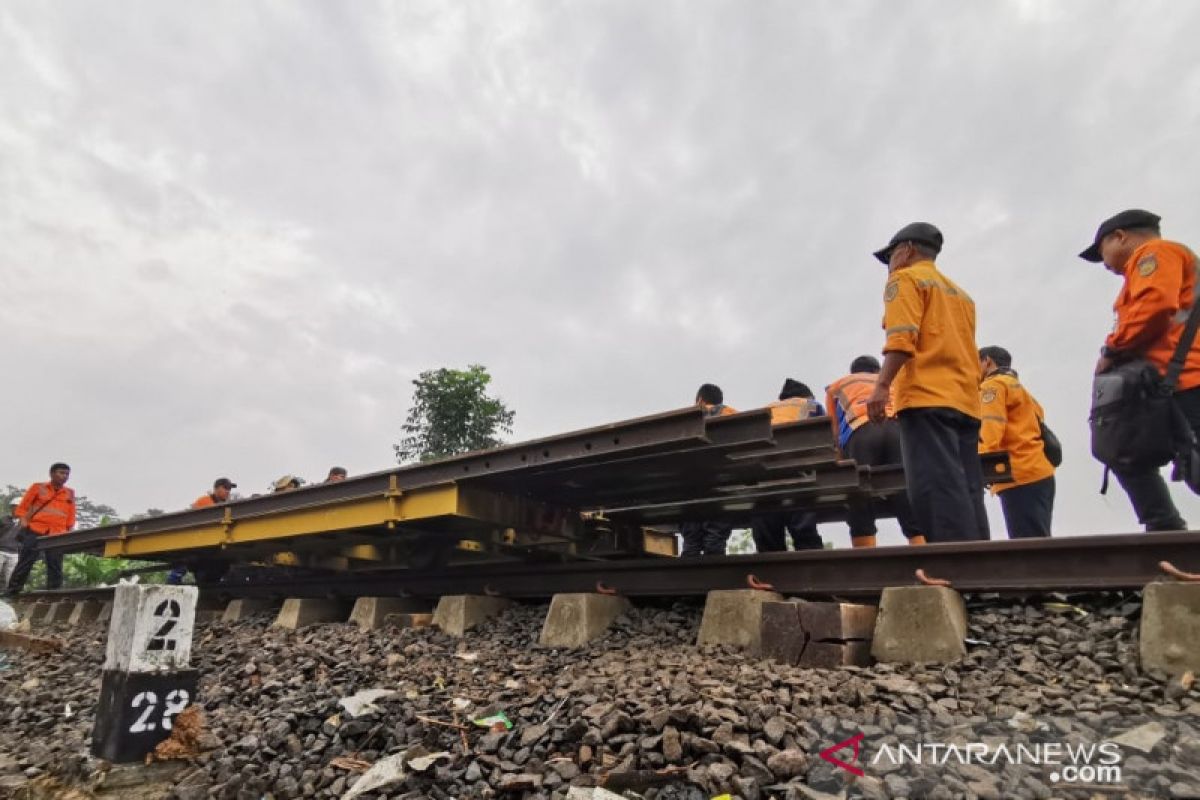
[213,477,236,490]
[873,222,944,264]
[1078,209,1161,262]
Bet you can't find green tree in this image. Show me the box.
[394,365,515,463]
[76,496,119,529]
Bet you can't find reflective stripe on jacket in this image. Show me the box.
[882,260,981,418]
[825,373,892,450]
[978,370,1054,492]
[767,397,821,425]
[1108,239,1200,391]
[14,482,76,536]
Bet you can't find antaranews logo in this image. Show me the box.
[819,732,1124,787]
[820,733,865,777]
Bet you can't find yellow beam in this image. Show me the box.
[103,484,462,559]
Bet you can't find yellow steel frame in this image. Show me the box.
[103,481,473,559]
[99,477,675,563]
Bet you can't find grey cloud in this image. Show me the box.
[2,1,1200,537]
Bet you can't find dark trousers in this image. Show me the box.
[898,408,990,542]
[6,529,63,594]
[1112,385,1200,531]
[998,475,1055,538]
[680,521,731,556]
[845,420,921,539]
[751,512,824,552]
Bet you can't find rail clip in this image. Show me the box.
[1159,561,1200,583]
[746,574,776,592]
[915,569,952,588]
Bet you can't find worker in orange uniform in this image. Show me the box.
[978,346,1055,538]
[826,356,923,547]
[192,477,236,508]
[167,477,239,584]
[866,222,989,542]
[681,384,736,556]
[767,379,824,423]
[1081,209,1200,530]
[754,379,826,551]
[4,462,76,596]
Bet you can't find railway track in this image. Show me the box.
[18,531,1200,606]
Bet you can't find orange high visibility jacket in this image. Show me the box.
[766,397,820,425]
[882,261,981,419]
[15,482,76,536]
[825,371,892,434]
[1107,239,1200,391]
[191,494,216,509]
[978,370,1054,492]
[700,403,737,418]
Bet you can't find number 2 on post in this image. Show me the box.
[147,599,181,652]
[130,691,158,733]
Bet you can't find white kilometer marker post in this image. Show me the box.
[91,585,201,762]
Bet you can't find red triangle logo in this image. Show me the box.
[819,732,865,777]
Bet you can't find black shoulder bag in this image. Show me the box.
[1039,419,1063,468]
[1090,290,1200,491]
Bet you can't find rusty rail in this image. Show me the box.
[18,531,1197,603]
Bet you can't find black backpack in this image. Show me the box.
[1090,287,1200,492]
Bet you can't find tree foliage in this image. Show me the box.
[394,365,515,463]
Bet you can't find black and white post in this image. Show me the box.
[91,584,200,762]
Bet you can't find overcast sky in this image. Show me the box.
[3,1,1199,543]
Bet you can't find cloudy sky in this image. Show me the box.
[3,1,1199,543]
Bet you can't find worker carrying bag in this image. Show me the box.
[1039,419,1063,468]
[1090,290,1200,492]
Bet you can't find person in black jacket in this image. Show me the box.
[0,500,22,591]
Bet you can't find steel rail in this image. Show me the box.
[18,532,1197,604]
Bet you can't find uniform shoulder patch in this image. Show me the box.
[884,282,899,302]
[981,388,998,404]
[1137,255,1158,277]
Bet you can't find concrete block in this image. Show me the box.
[105,585,199,673]
[433,595,512,637]
[761,601,806,664]
[221,598,278,623]
[697,589,783,653]
[539,593,631,648]
[26,602,53,626]
[48,600,76,624]
[761,600,877,667]
[68,598,103,626]
[384,612,435,629]
[871,586,967,664]
[800,601,877,641]
[97,601,113,625]
[272,598,351,630]
[800,640,873,668]
[1141,581,1200,676]
[350,597,432,630]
